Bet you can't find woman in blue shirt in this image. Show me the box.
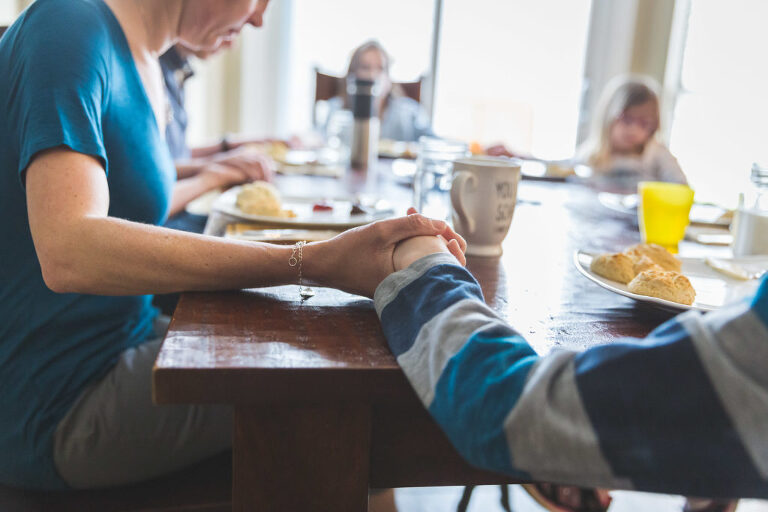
[0,0,465,490]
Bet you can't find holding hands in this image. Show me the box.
[309,208,466,298]
[393,207,465,271]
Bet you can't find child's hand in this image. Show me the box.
[393,235,466,272]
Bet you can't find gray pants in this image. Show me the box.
[53,316,232,489]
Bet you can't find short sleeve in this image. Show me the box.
[9,3,110,183]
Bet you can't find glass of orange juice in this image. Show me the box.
[637,181,694,253]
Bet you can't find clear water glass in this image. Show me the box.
[413,137,469,221]
[326,109,354,165]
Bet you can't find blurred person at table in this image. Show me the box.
[0,0,466,492]
[160,41,276,233]
[372,227,755,512]
[324,40,434,143]
[487,75,687,193]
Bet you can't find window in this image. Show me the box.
[668,0,768,206]
[282,0,436,135]
[432,0,592,160]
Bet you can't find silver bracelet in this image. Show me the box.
[288,241,315,300]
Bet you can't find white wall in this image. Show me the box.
[0,0,20,25]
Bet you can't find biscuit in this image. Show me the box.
[590,252,636,284]
[632,255,662,274]
[627,270,696,305]
[236,182,295,218]
[624,243,682,272]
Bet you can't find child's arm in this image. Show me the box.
[374,254,768,499]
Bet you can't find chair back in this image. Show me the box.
[315,68,344,103]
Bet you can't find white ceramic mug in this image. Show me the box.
[450,157,521,256]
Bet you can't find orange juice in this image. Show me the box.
[637,182,694,253]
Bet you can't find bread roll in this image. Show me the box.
[236,182,295,218]
[624,243,681,272]
[590,252,636,284]
[633,255,662,274]
[627,270,696,305]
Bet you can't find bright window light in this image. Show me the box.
[433,0,592,160]
[669,0,768,207]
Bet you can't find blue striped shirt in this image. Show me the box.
[374,253,768,499]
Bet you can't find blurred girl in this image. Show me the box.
[487,75,686,191]
[578,74,686,189]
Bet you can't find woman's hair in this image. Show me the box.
[581,74,661,170]
[346,40,391,80]
[340,40,403,111]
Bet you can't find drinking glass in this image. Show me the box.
[638,181,694,253]
[413,137,469,221]
[326,109,353,165]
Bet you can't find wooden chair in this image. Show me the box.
[0,26,8,38]
[313,68,424,125]
[0,453,231,512]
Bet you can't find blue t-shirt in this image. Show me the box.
[0,0,175,489]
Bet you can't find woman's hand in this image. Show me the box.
[306,212,466,298]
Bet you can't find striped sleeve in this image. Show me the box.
[374,254,768,499]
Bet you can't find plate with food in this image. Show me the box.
[211,182,395,228]
[597,193,733,227]
[378,139,419,160]
[574,243,768,312]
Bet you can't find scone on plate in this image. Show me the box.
[236,181,295,218]
[627,269,696,305]
[623,243,682,272]
[632,255,662,275]
[590,252,636,284]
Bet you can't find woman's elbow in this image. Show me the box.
[38,253,84,294]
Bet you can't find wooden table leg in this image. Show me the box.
[233,403,371,512]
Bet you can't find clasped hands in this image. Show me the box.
[308,207,467,298]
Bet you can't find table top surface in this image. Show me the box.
[154,166,722,404]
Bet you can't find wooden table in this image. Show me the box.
[153,167,691,511]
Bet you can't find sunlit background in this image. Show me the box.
[2,0,767,206]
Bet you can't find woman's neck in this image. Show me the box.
[104,0,183,58]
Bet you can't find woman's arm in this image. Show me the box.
[374,239,768,498]
[25,148,465,297]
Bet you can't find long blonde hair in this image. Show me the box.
[581,75,661,170]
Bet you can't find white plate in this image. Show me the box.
[211,186,394,228]
[574,250,767,312]
[597,192,731,227]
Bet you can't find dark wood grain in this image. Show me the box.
[153,172,703,510]
[233,404,370,511]
[369,403,525,488]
